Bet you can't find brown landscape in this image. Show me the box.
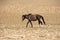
[0,0,60,40]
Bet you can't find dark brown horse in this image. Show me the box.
[22,13,46,27]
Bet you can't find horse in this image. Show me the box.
[22,13,46,27]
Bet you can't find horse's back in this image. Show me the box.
[29,14,37,21]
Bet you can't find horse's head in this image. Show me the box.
[22,15,25,21]
[22,14,32,21]
[22,15,28,21]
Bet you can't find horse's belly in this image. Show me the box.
[32,19,37,21]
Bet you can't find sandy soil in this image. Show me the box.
[0,0,60,40]
[0,24,60,40]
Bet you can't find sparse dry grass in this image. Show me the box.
[0,24,60,40]
[0,0,60,40]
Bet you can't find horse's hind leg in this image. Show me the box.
[38,20,43,25]
[37,20,43,27]
[37,16,43,25]
[41,17,46,24]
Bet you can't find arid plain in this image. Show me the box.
[0,0,60,40]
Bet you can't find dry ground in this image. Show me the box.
[0,24,60,40]
[0,0,60,40]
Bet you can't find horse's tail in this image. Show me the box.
[41,16,46,24]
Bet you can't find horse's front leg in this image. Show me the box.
[29,21,33,28]
[26,21,29,28]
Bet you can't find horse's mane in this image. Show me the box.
[28,13,32,15]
